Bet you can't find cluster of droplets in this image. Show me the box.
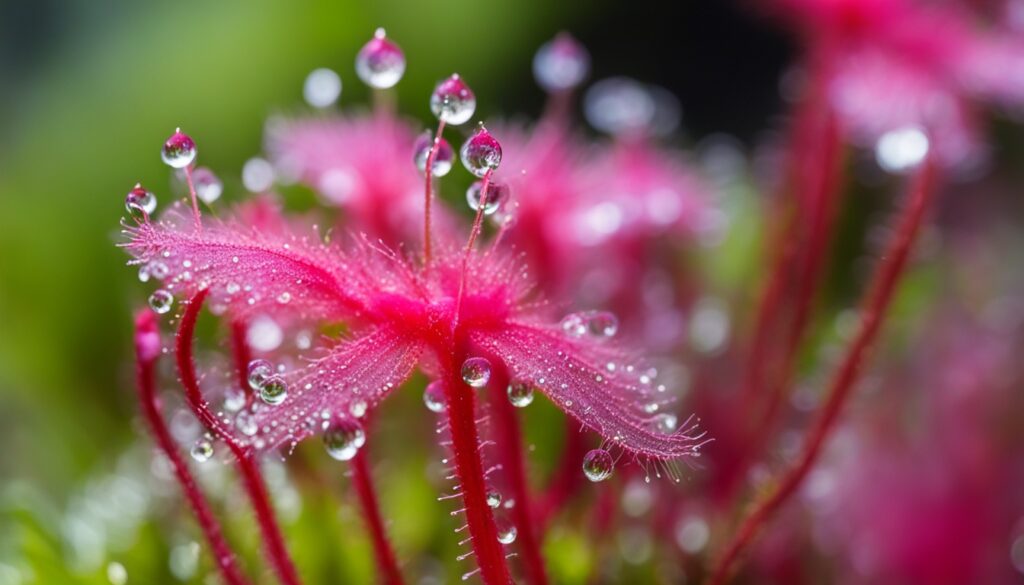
[247,358,288,406]
[560,310,619,340]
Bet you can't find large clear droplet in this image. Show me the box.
[413,131,454,177]
[430,74,476,125]
[259,376,288,406]
[148,289,174,314]
[303,67,342,108]
[247,359,273,391]
[560,310,618,340]
[190,435,214,462]
[507,382,535,408]
[461,357,492,388]
[192,167,223,204]
[533,32,590,93]
[486,489,502,508]
[423,380,447,413]
[355,28,406,89]
[125,183,157,220]
[162,128,197,169]
[582,448,614,482]
[495,516,517,544]
[323,417,366,461]
[466,180,510,215]
[460,126,502,177]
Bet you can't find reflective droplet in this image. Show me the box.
[649,413,677,435]
[303,67,342,108]
[430,74,476,125]
[242,157,275,192]
[560,310,618,339]
[423,380,447,413]
[224,387,246,412]
[466,180,510,215]
[247,359,274,391]
[349,400,368,418]
[190,435,214,462]
[192,167,223,204]
[323,417,366,461]
[162,128,197,168]
[584,77,656,136]
[495,516,517,544]
[533,32,590,93]
[235,410,258,436]
[582,448,614,482]
[148,289,174,314]
[125,183,157,220]
[875,126,929,173]
[259,376,288,406]
[486,489,502,508]
[148,261,169,280]
[247,315,283,352]
[355,28,405,89]
[460,126,502,177]
[413,131,454,177]
[507,381,534,408]
[461,357,492,388]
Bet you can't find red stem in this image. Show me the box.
[706,156,938,585]
[423,119,447,265]
[175,291,303,585]
[229,320,253,398]
[442,349,512,585]
[486,360,549,585]
[351,448,405,585]
[133,310,251,585]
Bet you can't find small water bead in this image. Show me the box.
[495,517,517,544]
[461,357,492,388]
[247,359,274,391]
[349,400,368,418]
[355,28,405,89]
[560,310,618,340]
[148,289,174,314]
[584,77,656,136]
[259,376,288,406]
[323,417,366,461]
[148,261,169,280]
[235,410,259,436]
[875,126,930,173]
[507,381,535,408]
[650,413,677,435]
[303,67,342,108]
[582,448,614,482]
[224,387,246,412]
[192,167,223,204]
[430,74,476,125]
[190,435,214,462]
[423,380,447,413]
[533,32,590,93]
[125,183,157,220]
[460,126,502,177]
[486,489,502,508]
[413,131,454,177]
[242,157,275,192]
[161,128,197,169]
[466,180,510,215]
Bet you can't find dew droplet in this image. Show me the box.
[106,561,127,585]
[303,67,343,108]
[259,376,288,406]
[224,387,246,412]
[533,32,590,93]
[148,289,174,314]
[875,126,929,173]
[584,77,656,136]
[247,315,283,352]
[413,131,454,177]
[461,357,492,388]
[355,28,405,89]
[125,183,157,220]
[560,310,618,339]
[190,435,214,462]
[582,448,614,482]
[649,413,677,435]
[423,380,447,413]
[162,128,197,168]
[430,74,476,125]
[466,180,510,215]
[507,381,534,408]
[486,489,502,508]
[323,417,366,461]
[247,359,274,391]
[235,410,258,436]
[148,261,169,280]
[349,400,368,418]
[460,126,502,177]
[192,167,223,204]
[242,157,275,192]
[494,516,517,544]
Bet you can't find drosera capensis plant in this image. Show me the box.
[120,28,708,585]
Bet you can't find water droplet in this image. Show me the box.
[875,126,929,173]
[460,126,502,177]
[106,561,127,585]
[323,417,366,461]
[192,167,223,204]
[423,380,447,413]
[303,67,342,108]
[649,413,677,435]
[466,180,510,215]
[349,400,368,418]
[495,517,517,544]
[413,131,454,177]
[224,387,246,412]
[355,28,405,89]
[247,359,274,391]
[507,381,534,408]
[148,289,174,314]
[430,74,476,125]
[247,315,283,352]
[560,310,618,339]
[486,489,502,508]
[125,183,157,220]
[162,128,197,168]
[242,157,275,192]
[235,410,258,436]
[533,32,590,92]
[582,448,614,482]
[277,292,292,304]
[190,435,214,462]
[584,77,656,136]
[461,357,492,388]
[259,376,288,406]
[148,261,169,280]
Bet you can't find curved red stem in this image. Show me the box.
[229,319,253,398]
[707,156,938,585]
[351,448,405,585]
[133,310,251,585]
[175,291,303,585]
